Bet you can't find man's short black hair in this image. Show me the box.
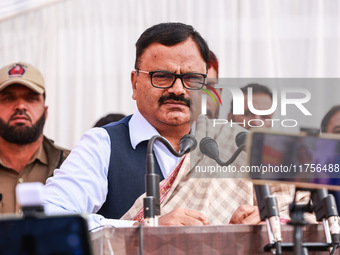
[134,22,209,70]
[230,83,273,113]
[320,105,340,133]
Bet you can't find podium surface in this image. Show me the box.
[91,223,331,255]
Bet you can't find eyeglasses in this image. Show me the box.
[136,70,207,90]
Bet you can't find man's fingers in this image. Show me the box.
[178,216,205,226]
[159,208,210,226]
[229,205,254,224]
[229,205,260,224]
[239,209,260,224]
[183,208,210,225]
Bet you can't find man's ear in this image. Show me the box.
[44,106,48,120]
[131,71,138,100]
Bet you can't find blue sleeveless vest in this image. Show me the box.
[97,115,164,219]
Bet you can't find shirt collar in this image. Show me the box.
[129,110,160,149]
[26,142,48,165]
[0,142,48,168]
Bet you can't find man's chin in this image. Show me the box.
[10,125,31,131]
[160,114,190,126]
[11,123,28,127]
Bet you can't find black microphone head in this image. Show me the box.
[199,137,219,161]
[235,132,247,148]
[179,134,197,154]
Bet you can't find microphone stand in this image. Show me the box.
[252,174,340,254]
[310,188,340,254]
[255,184,282,255]
[262,188,340,255]
[144,135,197,226]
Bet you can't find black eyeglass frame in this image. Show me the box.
[136,70,207,90]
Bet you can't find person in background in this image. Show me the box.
[93,113,126,127]
[205,50,222,119]
[227,83,273,130]
[320,105,340,211]
[321,105,340,134]
[0,62,70,215]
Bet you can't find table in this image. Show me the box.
[90,223,333,255]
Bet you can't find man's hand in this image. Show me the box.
[158,208,210,226]
[229,205,261,224]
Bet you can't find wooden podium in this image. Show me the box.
[90,223,331,255]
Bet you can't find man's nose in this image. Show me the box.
[167,77,186,95]
[13,98,27,111]
[251,116,265,127]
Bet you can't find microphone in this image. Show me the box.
[144,134,197,226]
[199,137,220,163]
[311,189,340,245]
[235,131,247,149]
[179,134,198,154]
[16,182,45,217]
[199,132,246,166]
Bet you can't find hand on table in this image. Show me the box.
[229,205,262,224]
[158,208,210,226]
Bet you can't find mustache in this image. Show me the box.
[158,94,191,107]
[9,110,32,122]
